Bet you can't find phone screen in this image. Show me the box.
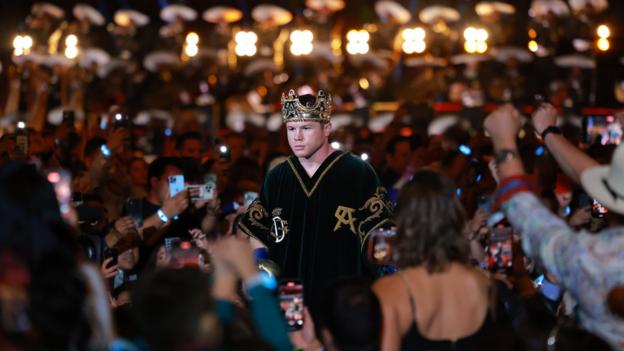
[168,174,185,197]
[46,169,72,215]
[244,191,258,207]
[126,197,143,228]
[584,115,622,145]
[279,280,304,331]
[367,228,396,265]
[485,227,513,272]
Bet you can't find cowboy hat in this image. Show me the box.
[581,143,624,215]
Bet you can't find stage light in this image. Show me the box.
[346,29,369,55]
[597,38,610,52]
[401,28,426,54]
[184,44,198,57]
[235,31,258,57]
[290,30,313,56]
[185,32,199,45]
[528,28,537,39]
[597,24,610,39]
[22,35,33,50]
[65,46,79,59]
[65,34,78,47]
[463,27,488,54]
[359,78,369,90]
[528,40,538,52]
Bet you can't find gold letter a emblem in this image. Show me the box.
[334,206,356,234]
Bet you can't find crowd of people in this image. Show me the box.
[0,2,624,350]
[0,78,623,351]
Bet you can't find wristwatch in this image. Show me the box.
[540,126,561,140]
[494,149,518,166]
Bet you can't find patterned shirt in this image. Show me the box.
[503,192,624,350]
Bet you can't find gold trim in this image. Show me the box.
[287,152,345,198]
[360,218,391,251]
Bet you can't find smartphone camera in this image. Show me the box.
[279,280,304,331]
[113,113,128,129]
[218,144,231,162]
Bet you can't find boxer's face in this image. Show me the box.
[286,121,330,159]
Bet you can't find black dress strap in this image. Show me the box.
[398,271,418,322]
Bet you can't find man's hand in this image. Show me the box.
[115,216,136,233]
[107,128,128,155]
[532,103,558,135]
[569,207,591,227]
[161,190,189,218]
[189,228,210,253]
[289,307,322,351]
[484,104,522,149]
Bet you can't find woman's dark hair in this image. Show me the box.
[318,276,381,351]
[394,169,469,272]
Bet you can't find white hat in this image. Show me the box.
[73,4,105,25]
[97,59,126,78]
[305,0,346,12]
[252,4,293,26]
[114,9,150,27]
[32,2,64,19]
[202,6,243,23]
[492,46,533,63]
[375,1,411,25]
[573,38,592,52]
[159,23,183,38]
[404,56,446,68]
[349,51,392,69]
[419,5,460,24]
[368,112,394,132]
[529,0,570,18]
[475,1,515,16]
[143,51,179,72]
[581,144,624,215]
[450,53,490,65]
[428,114,459,135]
[12,52,45,65]
[568,0,608,13]
[79,48,110,68]
[244,58,277,77]
[160,4,197,23]
[331,114,354,131]
[42,54,74,68]
[554,54,595,69]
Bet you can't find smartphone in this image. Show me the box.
[534,274,563,302]
[103,247,118,268]
[188,182,215,201]
[99,115,109,130]
[126,197,143,228]
[46,169,72,215]
[592,199,609,218]
[170,240,201,267]
[477,195,492,214]
[367,228,396,265]
[279,280,305,331]
[485,226,513,272]
[583,115,622,145]
[244,191,259,207]
[164,237,181,254]
[168,174,185,197]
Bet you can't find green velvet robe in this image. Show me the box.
[239,150,393,312]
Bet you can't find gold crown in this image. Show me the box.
[281,89,332,123]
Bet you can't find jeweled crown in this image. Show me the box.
[281,89,332,123]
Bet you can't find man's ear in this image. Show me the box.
[324,122,332,137]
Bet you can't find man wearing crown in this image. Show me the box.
[239,89,393,315]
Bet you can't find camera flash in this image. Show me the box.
[115,113,122,121]
[360,152,369,161]
[17,121,26,129]
[219,145,228,153]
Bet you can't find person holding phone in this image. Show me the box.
[484,104,624,349]
[238,89,393,316]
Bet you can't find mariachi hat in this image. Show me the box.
[32,2,65,19]
[492,46,533,63]
[568,0,608,14]
[582,143,624,215]
[73,3,105,25]
[202,6,243,23]
[475,1,515,16]
[281,89,332,123]
[419,5,460,24]
[114,9,150,27]
[79,48,111,68]
[160,4,197,23]
[252,4,293,26]
[529,0,570,18]
[554,54,595,69]
[305,0,346,12]
[375,1,411,25]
